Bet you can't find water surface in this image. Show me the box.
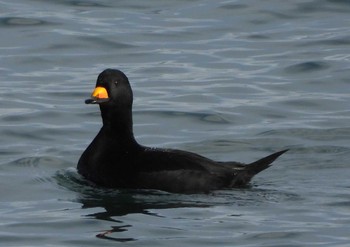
[0,0,349,246]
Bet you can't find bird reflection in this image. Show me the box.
[77,189,210,241]
[55,168,276,241]
[54,168,211,241]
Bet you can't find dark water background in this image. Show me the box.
[1,0,350,246]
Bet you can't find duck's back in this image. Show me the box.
[131,147,235,193]
[78,140,234,193]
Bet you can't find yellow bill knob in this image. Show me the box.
[85,86,110,104]
[92,86,109,99]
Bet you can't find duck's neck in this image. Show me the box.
[100,105,137,146]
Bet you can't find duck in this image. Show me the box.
[78,69,288,193]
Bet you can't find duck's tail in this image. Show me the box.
[230,149,288,187]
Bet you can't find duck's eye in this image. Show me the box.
[114,80,118,85]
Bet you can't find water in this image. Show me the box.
[1,0,349,246]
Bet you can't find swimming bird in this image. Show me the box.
[78,69,288,193]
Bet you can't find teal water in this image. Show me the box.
[0,0,349,246]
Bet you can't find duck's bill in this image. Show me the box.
[85,86,110,104]
[85,98,110,104]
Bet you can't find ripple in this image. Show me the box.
[218,3,247,10]
[284,61,330,73]
[78,36,137,49]
[2,110,60,122]
[296,0,350,13]
[70,1,109,7]
[7,156,66,167]
[0,17,52,27]
[137,110,230,124]
[302,36,350,46]
[259,127,350,142]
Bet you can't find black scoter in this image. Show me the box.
[78,69,288,193]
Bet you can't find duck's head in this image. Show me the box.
[85,69,133,109]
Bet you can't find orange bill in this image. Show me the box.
[85,86,110,104]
